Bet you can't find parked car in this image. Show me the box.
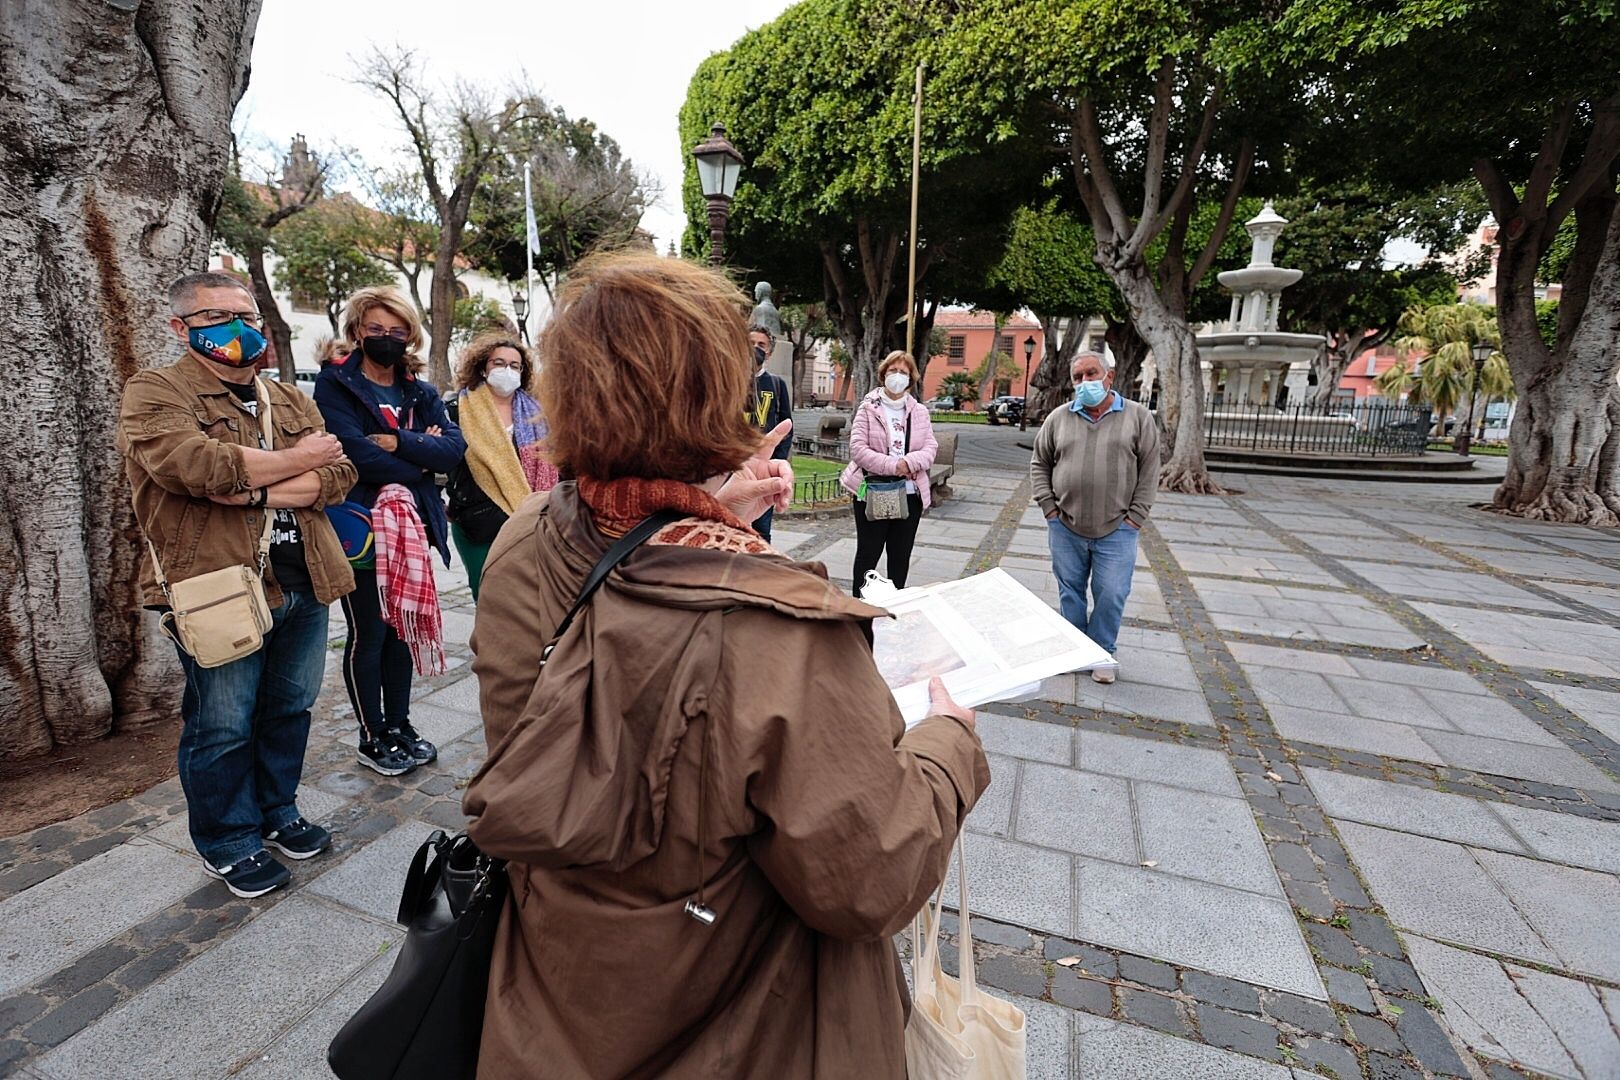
[985,395,1025,425]
[924,395,958,413]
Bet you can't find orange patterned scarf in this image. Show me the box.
[577,477,773,555]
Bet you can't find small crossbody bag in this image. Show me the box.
[148,378,275,669]
[863,411,912,521]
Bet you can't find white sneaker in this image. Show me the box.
[1091,662,1117,684]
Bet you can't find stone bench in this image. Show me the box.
[929,431,958,498]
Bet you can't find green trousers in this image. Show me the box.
[450,521,493,602]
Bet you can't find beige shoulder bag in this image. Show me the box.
[149,378,275,669]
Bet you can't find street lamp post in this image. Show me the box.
[1020,335,1037,432]
[511,288,529,344]
[690,122,743,267]
[1456,340,1493,456]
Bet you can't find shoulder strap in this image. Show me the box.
[252,378,274,570]
[539,508,683,669]
[904,410,912,455]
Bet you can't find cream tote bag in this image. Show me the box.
[906,835,1027,1080]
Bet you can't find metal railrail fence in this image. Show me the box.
[1198,400,1434,458]
[792,472,848,506]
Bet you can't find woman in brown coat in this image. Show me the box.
[462,253,990,1078]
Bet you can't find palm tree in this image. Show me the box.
[1476,350,1515,441]
[1389,303,1499,441]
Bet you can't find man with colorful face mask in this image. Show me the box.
[117,272,359,899]
[1030,351,1160,683]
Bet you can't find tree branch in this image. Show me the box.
[1472,158,1519,225]
[1074,97,1131,244]
[1523,99,1578,215]
[1189,137,1254,289]
[1132,73,1223,263]
[1546,90,1620,228]
[1136,56,1176,240]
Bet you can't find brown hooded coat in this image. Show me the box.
[463,484,990,1078]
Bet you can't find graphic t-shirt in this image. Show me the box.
[367,376,408,429]
[881,397,917,494]
[226,381,312,593]
[749,370,793,460]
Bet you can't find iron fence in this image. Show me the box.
[1198,400,1434,457]
[793,472,849,506]
[792,434,850,462]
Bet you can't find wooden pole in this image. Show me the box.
[905,60,925,358]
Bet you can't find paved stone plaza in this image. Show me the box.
[3,445,1619,1079]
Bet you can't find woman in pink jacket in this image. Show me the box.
[839,350,939,597]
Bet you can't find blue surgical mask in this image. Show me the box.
[189,319,268,368]
[1073,380,1108,409]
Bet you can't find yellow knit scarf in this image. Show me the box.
[459,384,532,515]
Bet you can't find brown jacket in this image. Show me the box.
[117,352,358,607]
[464,485,990,1079]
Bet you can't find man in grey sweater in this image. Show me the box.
[1031,351,1161,683]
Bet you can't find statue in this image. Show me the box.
[750,281,782,336]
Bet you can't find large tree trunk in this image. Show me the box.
[0,0,263,759]
[1106,316,1150,402]
[1491,180,1620,524]
[426,229,460,388]
[1028,313,1086,418]
[246,243,296,380]
[1115,266,1220,494]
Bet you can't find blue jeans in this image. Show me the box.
[1046,519,1139,656]
[173,589,327,867]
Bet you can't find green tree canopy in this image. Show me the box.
[272,206,393,334]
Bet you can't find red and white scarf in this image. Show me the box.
[372,483,445,676]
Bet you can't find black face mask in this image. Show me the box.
[362,335,408,369]
[753,345,767,368]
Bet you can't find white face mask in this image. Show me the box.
[884,372,910,396]
[486,367,522,397]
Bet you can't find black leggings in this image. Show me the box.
[340,568,414,741]
[852,494,924,597]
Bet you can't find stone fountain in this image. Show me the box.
[1197,203,1325,407]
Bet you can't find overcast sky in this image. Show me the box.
[235,0,794,255]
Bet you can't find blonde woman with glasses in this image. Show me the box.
[314,287,466,777]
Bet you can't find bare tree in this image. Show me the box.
[215,136,327,379]
[353,165,439,321]
[356,50,527,387]
[0,0,262,758]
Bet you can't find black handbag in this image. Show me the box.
[327,508,683,1080]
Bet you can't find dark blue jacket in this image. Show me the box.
[313,351,466,564]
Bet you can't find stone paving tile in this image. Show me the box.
[1168,545,1345,588]
[1296,531,1464,566]
[1149,502,1252,526]
[234,952,393,1080]
[34,898,397,1080]
[968,753,1017,837]
[1541,580,1620,618]
[306,819,441,923]
[1046,677,1215,728]
[1401,524,1554,554]
[975,712,1074,765]
[939,833,1073,938]
[1075,859,1324,999]
[1237,643,1617,788]
[1414,602,1620,677]
[1340,560,1575,613]
[1133,782,1283,898]
[0,841,205,997]
[1190,576,1426,649]
[1530,680,1620,745]
[1154,521,1291,551]
[1076,1012,1294,1079]
[1076,730,1242,797]
[1336,822,1620,979]
[1304,769,1529,851]
[1471,849,1620,982]
[1403,935,1609,1080]
[1480,549,1620,586]
[1014,763,1137,863]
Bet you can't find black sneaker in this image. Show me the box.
[358,734,417,776]
[394,722,438,765]
[203,850,290,899]
[263,817,332,860]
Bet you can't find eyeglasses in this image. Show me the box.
[486,358,522,370]
[182,308,265,329]
[363,323,411,342]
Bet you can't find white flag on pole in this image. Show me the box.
[524,162,541,258]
